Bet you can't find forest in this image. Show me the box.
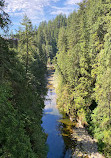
[0,1,48,157]
[54,1,111,157]
[0,0,111,157]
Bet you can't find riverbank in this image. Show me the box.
[72,126,105,158]
[53,70,105,158]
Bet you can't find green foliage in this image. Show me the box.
[35,14,67,60]
[0,7,47,158]
[1,0,111,157]
[54,0,111,157]
[0,0,11,31]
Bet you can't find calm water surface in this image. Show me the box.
[42,71,75,158]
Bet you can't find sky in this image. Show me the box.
[4,0,83,32]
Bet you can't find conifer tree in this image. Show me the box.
[18,15,33,74]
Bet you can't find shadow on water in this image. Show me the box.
[57,118,77,158]
[42,69,76,158]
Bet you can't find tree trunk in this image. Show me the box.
[26,37,28,74]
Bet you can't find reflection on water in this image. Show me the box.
[42,72,76,158]
[58,119,77,157]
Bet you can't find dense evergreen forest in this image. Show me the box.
[54,1,111,157]
[0,0,111,157]
[0,0,68,156]
[0,1,48,157]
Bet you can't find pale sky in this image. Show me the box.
[4,0,83,31]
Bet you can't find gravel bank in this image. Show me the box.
[72,126,105,158]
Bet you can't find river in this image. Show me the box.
[41,69,105,158]
[42,70,75,158]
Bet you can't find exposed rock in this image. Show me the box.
[72,126,105,158]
